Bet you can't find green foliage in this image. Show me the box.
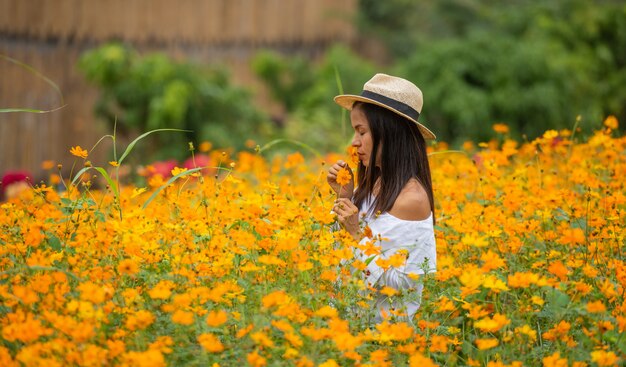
[251,0,626,146]
[360,0,626,144]
[252,45,377,152]
[79,43,274,161]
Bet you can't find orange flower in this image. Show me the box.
[336,167,351,186]
[586,300,606,313]
[542,352,568,367]
[78,282,106,304]
[70,145,88,158]
[474,313,510,333]
[236,324,254,338]
[347,146,359,167]
[247,350,267,367]
[492,123,510,134]
[548,261,569,281]
[475,338,499,350]
[603,115,618,129]
[117,258,139,275]
[206,310,228,327]
[251,331,275,348]
[171,310,194,325]
[198,333,224,353]
[125,310,155,331]
[590,350,620,366]
[199,141,212,152]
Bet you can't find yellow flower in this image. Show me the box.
[109,161,119,167]
[474,313,510,333]
[131,187,147,198]
[514,324,537,342]
[70,146,88,158]
[314,305,338,319]
[379,286,399,297]
[590,350,619,366]
[171,167,188,176]
[543,130,559,139]
[318,359,340,367]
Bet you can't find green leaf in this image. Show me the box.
[47,235,62,251]
[0,54,65,106]
[118,128,191,165]
[0,106,66,113]
[257,138,321,158]
[93,167,118,197]
[142,167,204,209]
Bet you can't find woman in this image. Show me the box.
[327,73,437,323]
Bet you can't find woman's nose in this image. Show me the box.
[351,136,360,147]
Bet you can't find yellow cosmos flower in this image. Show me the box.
[319,359,340,367]
[70,145,88,158]
[131,187,147,198]
[336,167,351,186]
[171,167,188,177]
[591,350,619,366]
[379,286,399,297]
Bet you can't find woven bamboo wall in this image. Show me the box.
[0,0,357,182]
[0,0,355,44]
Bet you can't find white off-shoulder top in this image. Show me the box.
[354,196,437,322]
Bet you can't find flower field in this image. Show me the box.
[1,121,625,367]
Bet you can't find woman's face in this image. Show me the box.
[350,105,379,167]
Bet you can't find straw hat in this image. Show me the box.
[334,73,436,139]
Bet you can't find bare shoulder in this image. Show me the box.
[388,179,431,221]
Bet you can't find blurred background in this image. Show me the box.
[1,0,625,183]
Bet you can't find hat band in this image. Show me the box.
[361,90,420,121]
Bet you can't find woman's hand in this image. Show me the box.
[327,160,354,199]
[332,198,360,239]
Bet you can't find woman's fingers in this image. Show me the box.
[333,198,358,217]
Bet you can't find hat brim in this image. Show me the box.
[334,94,436,140]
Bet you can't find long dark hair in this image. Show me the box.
[352,102,435,223]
